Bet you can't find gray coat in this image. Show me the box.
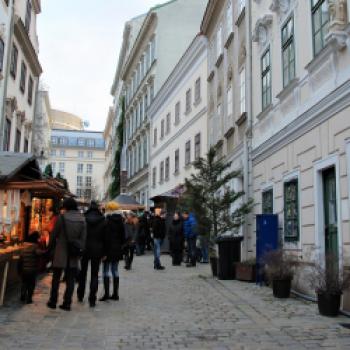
[49,211,86,269]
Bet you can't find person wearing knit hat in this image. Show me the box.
[100,201,125,301]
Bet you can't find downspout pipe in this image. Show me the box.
[0,0,15,151]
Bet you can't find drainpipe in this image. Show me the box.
[0,0,15,151]
[243,0,253,260]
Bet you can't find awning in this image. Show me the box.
[112,194,145,211]
[150,185,186,202]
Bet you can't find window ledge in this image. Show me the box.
[235,111,247,126]
[224,126,235,139]
[256,104,273,121]
[215,53,224,68]
[276,78,299,102]
[184,108,192,116]
[235,7,245,27]
[207,70,215,82]
[194,98,202,107]
[224,32,234,49]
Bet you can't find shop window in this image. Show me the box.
[284,179,299,241]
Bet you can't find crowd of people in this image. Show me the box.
[18,197,209,311]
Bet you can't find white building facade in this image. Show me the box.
[149,35,208,205]
[0,0,42,153]
[121,0,207,208]
[48,130,105,203]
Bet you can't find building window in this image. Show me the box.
[143,137,148,165]
[194,133,201,160]
[51,163,56,174]
[195,78,201,103]
[87,151,93,159]
[152,167,157,188]
[175,102,180,125]
[175,149,180,174]
[261,48,271,111]
[15,129,21,152]
[150,82,154,101]
[0,39,4,73]
[227,2,233,37]
[153,128,157,146]
[78,138,85,147]
[239,68,246,115]
[284,179,299,241]
[76,189,83,198]
[312,0,329,56]
[227,86,233,116]
[78,150,84,158]
[76,176,83,187]
[185,89,192,114]
[165,157,170,181]
[85,176,92,187]
[166,113,171,134]
[59,137,67,145]
[24,139,28,153]
[59,149,65,157]
[216,25,222,58]
[150,36,156,63]
[10,44,18,79]
[282,17,295,87]
[87,164,93,174]
[77,163,84,173]
[185,141,191,166]
[50,149,56,156]
[144,94,148,116]
[138,143,142,170]
[25,0,32,32]
[3,118,11,151]
[160,161,164,183]
[161,120,165,139]
[20,62,27,93]
[51,136,58,145]
[85,189,92,200]
[28,77,34,105]
[59,162,65,174]
[87,139,95,147]
[262,188,273,214]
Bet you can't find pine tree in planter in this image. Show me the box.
[182,147,253,276]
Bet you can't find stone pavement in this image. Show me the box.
[0,254,350,350]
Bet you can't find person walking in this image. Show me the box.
[77,201,106,307]
[136,213,148,255]
[183,211,197,267]
[100,202,125,301]
[124,213,137,270]
[47,198,86,311]
[168,212,184,266]
[152,210,166,270]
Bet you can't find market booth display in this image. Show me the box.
[112,194,145,212]
[0,152,71,305]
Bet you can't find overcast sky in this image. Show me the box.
[37,0,162,131]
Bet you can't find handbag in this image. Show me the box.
[61,215,84,258]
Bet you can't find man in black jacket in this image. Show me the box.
[152,210,166,270]
[77,201,106,307]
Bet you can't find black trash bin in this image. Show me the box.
[216,236,243,280]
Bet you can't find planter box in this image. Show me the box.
[317,293,341,317]
[235,263,256,282]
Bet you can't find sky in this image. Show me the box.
[37,0,163,131]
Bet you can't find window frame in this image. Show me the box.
[175,149,180,174]
[185,140,191,166]
[185,89,192,114]
[311,0,330,57]
[284,178,300,242]
[20,61,27,93]
[165,157,170,181]
[194,133,201,161]
[0,38,4,73]
[261,47,272,111]
[28,76,34,105]
[160,161,164,183]
[194,78,201,104]
[239,68,246,115]
[262,188,274,214]
[25,0,32,32]
[175,101,181,125]
[281,16,295,88]
[10,44,18,79]
[3,118,11,151]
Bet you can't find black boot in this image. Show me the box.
[99,277,110,301]
[111,277,119,300]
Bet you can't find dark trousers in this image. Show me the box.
[171,250,183,266]
[21,273,37,301]
[187,238,197,266]
[77,256,101,303]
[124,245,135,268]
[49,267,77,307]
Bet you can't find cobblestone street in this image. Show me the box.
[0,254,350,350]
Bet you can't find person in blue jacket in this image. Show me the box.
[183,211,197,267]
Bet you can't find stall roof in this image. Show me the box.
[0,152,42,183]
[112,194,145,210]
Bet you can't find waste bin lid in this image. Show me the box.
[215,235,243,243]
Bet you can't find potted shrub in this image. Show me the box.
[263,249,296,298]
[309,254,350,317]
[235,258,256,282]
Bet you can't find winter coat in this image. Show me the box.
[124,222,137,243]
[105,213,125,261]
[183,214,197,239]
[19,243,41,275]
[137,215,149,243]
[152,216,166,239]
[49,211,86,269]
[84,208,106,259]
[168,219,184,252]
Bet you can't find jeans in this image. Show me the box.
[49,267,77,307]
[124,245,135,268]
[187,237,197,266]
[102,261,119,278]
[77,256,101,303]
[153,238,163,267]
[201,245,209,263]
[21,273,37,301]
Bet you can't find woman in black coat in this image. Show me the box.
[168,212,184,266]
[100,202,125,301]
